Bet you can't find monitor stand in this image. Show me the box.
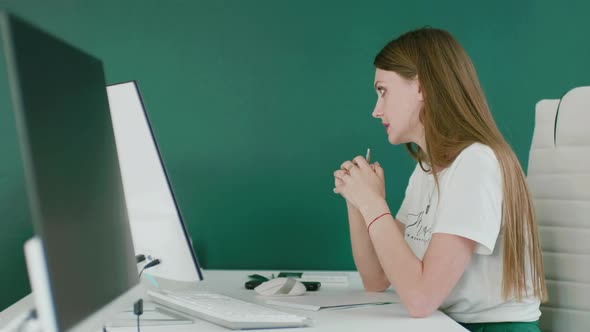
[106,302,193,327]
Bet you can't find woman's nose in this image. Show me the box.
[372,108,381,119]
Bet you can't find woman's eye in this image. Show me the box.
[377,87,385,96]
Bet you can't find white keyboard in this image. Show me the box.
[147,290,312,330]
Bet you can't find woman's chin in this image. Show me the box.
[387,134,402,145]
[388,135,411,146]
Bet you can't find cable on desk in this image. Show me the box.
[139,258,161,278]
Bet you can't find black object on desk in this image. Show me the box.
[245,279,321,291]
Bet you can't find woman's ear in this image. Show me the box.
[416,76,425,102]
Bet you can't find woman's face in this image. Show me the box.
[372,68,424,147]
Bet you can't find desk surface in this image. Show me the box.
[1,270,467,332]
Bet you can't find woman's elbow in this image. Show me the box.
[361,280,390,292]
[360,275,390,292]
[403,296,438,318]
[407,305,436,318]
[363,285,389,292]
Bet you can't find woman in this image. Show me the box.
[333,27,546,331]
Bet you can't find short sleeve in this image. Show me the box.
[432,147,503,255]
[396,165,420,226]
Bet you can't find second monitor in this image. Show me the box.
[106,81,203,289]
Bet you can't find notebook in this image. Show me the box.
[265,290,399,311]
[297,272,349,285]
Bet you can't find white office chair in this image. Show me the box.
[527,86,590,331]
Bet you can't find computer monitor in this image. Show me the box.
[0,11,144,332]
[106,81,203,289]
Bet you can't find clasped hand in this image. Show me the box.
[333,156,385,214]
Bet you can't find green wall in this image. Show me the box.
[1,0,589,311]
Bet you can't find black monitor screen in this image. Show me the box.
[1,12,139,331]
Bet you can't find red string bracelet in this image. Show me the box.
[367,212,392,232]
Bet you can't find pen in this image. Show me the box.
[366,148,371,163]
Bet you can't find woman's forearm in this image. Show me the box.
[360,199,428,315]
[347,202,390,291]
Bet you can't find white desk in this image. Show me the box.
[1,270,467,331]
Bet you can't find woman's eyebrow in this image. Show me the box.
[374,81,384,89]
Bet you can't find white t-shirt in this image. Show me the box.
[395,143,540,323]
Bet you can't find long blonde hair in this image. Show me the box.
[374,27,547,301]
